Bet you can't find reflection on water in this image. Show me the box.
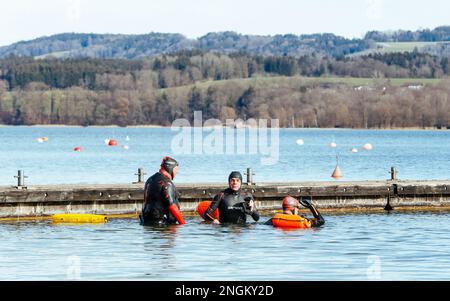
[140,226,179,278]
[1,211,450,280]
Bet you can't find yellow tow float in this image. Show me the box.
[51,214,108,224]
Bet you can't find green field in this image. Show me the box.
[160,76,445,94]
[375,42,445,53]
[35,50,73,59]
[349,41,450,57]
[300,76,443,86]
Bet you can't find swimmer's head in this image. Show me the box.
[228,171,242,191]
[282,196,300,215]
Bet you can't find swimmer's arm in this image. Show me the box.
[308,204,325,228]
[163,183,186,225]
[250,206,260,222]
[244,196,260,222]
[300,197,325,228]
[264,218,273,226]
[204,193,221,223]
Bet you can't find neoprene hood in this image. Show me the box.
[228,171,243,183]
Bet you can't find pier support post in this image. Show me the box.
[391,167,397,182]
[386,167,398,211]
[134,168,146,184]
[245,168,255,186]
[14,170,28,190]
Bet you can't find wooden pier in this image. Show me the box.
[1,179,450,219]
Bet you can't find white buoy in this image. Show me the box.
[296,139,304,145]
[329,142,337,148]
[125,136,130,141]
[37,138,44,143]
[123,145,129,150]
[363,143,373,151]
[104,139,111,145]
[351,148,358,153]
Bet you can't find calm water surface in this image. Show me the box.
[1,212,449,280]
[1,127,449,280]
[0,127,449,185]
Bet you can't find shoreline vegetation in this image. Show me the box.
[0,124,448,131]
[1,51,450,129]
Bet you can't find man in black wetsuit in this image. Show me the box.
[140,156,186,225]
[265,196,325,228]
[204,171,260,224]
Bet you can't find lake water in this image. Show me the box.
[1,212,450,280]
[0,126,449,185]
[1,127,450,281]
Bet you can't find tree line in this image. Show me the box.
[1,51,449,91]
[0,51,449,128]
[1,76,449,129]
[365,26,450,42]
[2,27,449,62]
[0,31,370,60]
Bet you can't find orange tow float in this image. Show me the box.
[197,201,219,220]
[271,213,312,229]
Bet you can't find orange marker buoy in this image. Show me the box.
[108,139,118,146]
[331,155,342,179]
[331,165,343,179]
[74,147,82,152]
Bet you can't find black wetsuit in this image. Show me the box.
[140,172,181,225]
[204,188,260,224]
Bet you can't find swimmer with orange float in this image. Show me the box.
[266,196,325,229]
[202,171,260,224]
[139,156,186,226]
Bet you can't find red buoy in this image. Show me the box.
[108,139,118,146]
[74,147,82,152]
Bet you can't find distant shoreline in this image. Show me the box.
[0,124,448,131]
[0,124,165,128]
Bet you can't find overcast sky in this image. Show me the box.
[1,0,449,46]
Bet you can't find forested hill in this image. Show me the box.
[0,32,371,59]
[0,50,449,128]
[1,27,450,128]
[365,26,450,42]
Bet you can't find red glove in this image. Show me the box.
[169,204,186,225]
